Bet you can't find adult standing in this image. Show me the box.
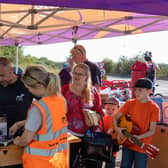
[0,57,38,134]
[144,51,160,94]
[70,44,101,91]
[62,63,104,167]
[10,65,68,168]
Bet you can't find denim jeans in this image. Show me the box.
[121,147,148,168]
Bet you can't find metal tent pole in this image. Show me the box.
[15,44,19,74]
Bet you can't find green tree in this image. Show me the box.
[157,63,168,79]
[0,46,24,64]
[103,58,115,73]
[117,56,131,75]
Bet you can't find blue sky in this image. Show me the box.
[24,30,168,63]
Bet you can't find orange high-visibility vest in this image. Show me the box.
[23,95,68,168]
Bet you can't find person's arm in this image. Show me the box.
[152,62,160,72]
[13,105,42,146]
[9,120,26,136]
[92,88,104,120]
[134,121,157,140]
[13,129,36,146]
[112,112,125,141]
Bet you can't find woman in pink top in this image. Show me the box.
[62,63,104,167]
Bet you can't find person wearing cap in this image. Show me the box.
[98,97,120,168]
[70,44,101,91]
[112,78,160,168]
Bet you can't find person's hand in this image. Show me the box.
[84,112,94,127]
[9,123,18,136]
[85,117,94,127]
[115,127,125,141]
[83,110,95,127]
[128,135,141,144]
[133,135,141,139]
[13,136,20,145]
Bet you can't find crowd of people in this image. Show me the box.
[0,46,161,168]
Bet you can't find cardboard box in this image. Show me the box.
[0,144,23,166]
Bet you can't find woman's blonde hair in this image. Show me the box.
[23,65,61,95]
[72,63,93,104]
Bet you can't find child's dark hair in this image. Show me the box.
[134,78,152,89]
[144,51,152,61]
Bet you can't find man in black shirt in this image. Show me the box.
[70,45,101,91]
[0,57,37,135]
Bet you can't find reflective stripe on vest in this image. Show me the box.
[25,142,68,156]
[38,99,53,132]
[25,98,68,156]
[34,126,68,141]
[33,99,68,141]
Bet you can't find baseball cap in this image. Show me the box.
[134,78,152,89]
[104,97,119,105]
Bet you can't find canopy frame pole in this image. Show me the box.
[15,41,19,74]
[129,17,167,34]
[1,12,30,38]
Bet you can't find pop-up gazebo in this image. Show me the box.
[0,1,168,72]
[0,1,168,46]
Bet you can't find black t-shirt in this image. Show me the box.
[85,60,102,86]
[0,76,37,132]
[146,64,155,82]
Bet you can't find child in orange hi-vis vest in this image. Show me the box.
[99,97,120,168]
[113,78,160,168]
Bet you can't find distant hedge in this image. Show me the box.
[103,55,168,79]
[0,46,63,73]
[0,47,167,79]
